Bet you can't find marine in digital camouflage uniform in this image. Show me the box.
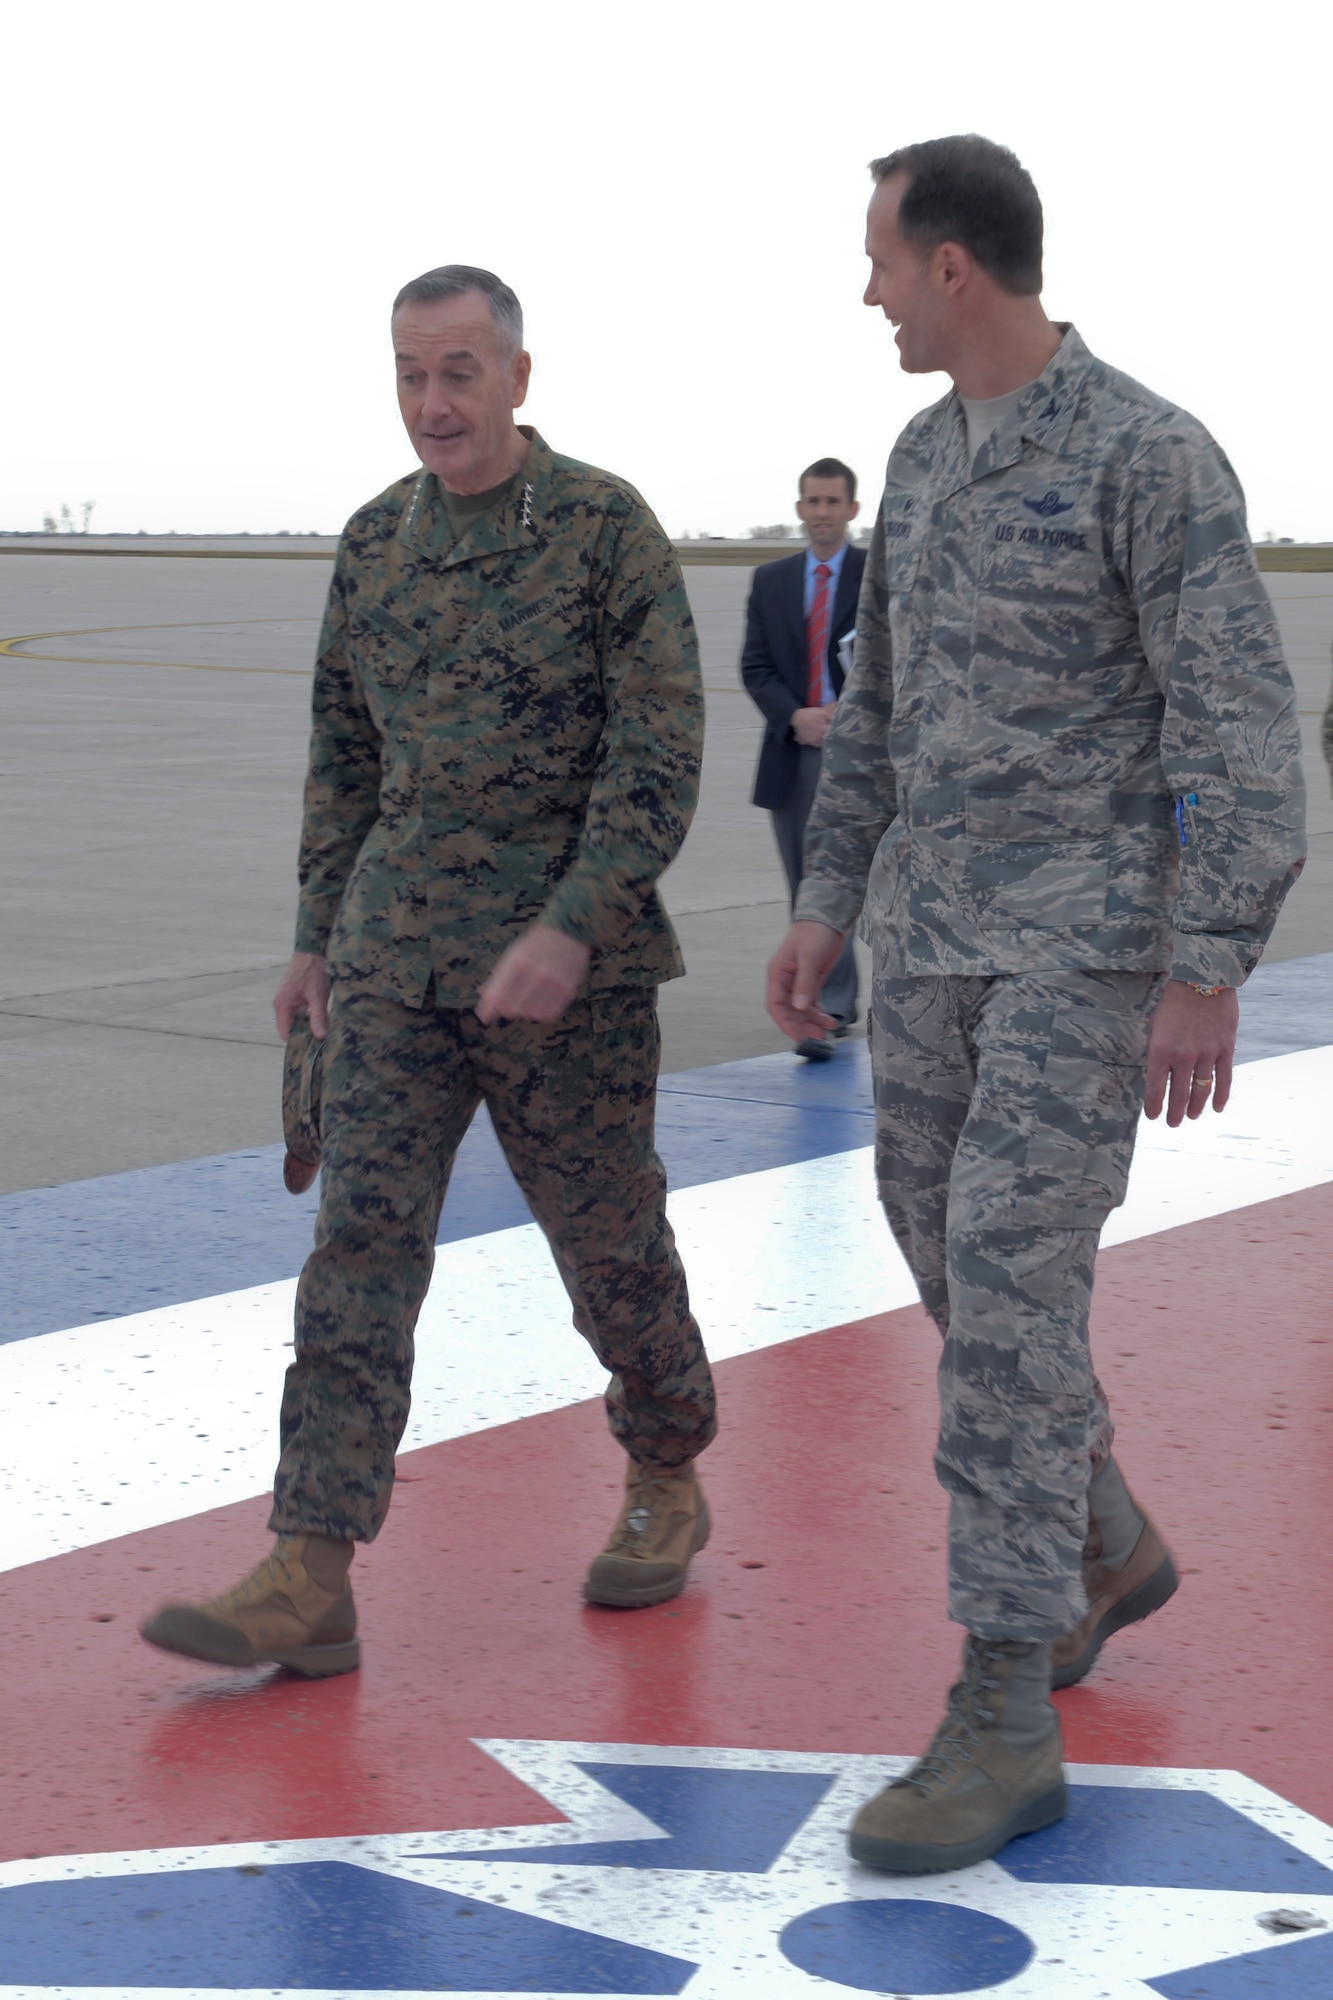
[769,138,1307,1876]
[142,266,715,1681]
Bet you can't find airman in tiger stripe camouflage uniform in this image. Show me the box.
[771,137,1306,1877]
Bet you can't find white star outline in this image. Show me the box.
[2,1743,1332,1999]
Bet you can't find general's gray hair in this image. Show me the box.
[391,265,524,355]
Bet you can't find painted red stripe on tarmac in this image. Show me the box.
[1,1181,1328,1862]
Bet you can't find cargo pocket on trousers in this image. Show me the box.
[1018,1050,1144,1226]
[589,988,660,1149]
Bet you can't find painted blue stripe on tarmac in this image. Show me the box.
[3,950,1328,1348]
[0,1044,874,1346]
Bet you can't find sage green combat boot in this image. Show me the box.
[849,1636,1066,1874]
[140,1534,359,1677]
[583,1461,710,1608]
[1053,1457,1179,1688]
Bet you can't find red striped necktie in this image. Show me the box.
[806,562,833,708]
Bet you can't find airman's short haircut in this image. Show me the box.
[869,136,1043,296]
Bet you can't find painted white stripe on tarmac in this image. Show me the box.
[1102,1040,1333,1246]
[2,1045,1329,1576]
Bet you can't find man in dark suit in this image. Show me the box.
[741,458,865,1058]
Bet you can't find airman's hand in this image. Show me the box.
[1144,979,1239,1126]
[476,924,592,1025]
[274,952,331,1041]
[766,920,846,1043]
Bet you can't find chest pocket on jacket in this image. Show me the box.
[348,605,428,728]
[881,490,927,693]
[975,482,1103,706]
[465,587,602,744]
[882,490,924,594]
[980,481,1100,603]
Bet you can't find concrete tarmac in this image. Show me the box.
[0,549,1327,1193]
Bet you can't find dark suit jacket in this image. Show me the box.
[739,543,867,810]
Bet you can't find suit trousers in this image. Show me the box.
[869,965,1166,1641]
[271,984,717,1542]
[771,744,859,1023]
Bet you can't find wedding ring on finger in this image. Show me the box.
[1191,1072,1215,1088]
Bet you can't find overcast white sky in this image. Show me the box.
[3,0,1329,541]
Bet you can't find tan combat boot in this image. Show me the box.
[849,1637,1067,1874]
[583,1461,710,1608]
[1052,1513,1179,1689]
[139,1534,359,1677]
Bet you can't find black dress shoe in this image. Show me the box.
[795,1036,834,1062]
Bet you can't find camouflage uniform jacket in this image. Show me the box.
[294,429,703,1008]
[795,327,1307,988]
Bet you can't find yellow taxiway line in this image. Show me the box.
[0,617,315,675]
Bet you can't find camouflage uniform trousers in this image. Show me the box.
[869,964,1167,1642]
[270,983,717,1542]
